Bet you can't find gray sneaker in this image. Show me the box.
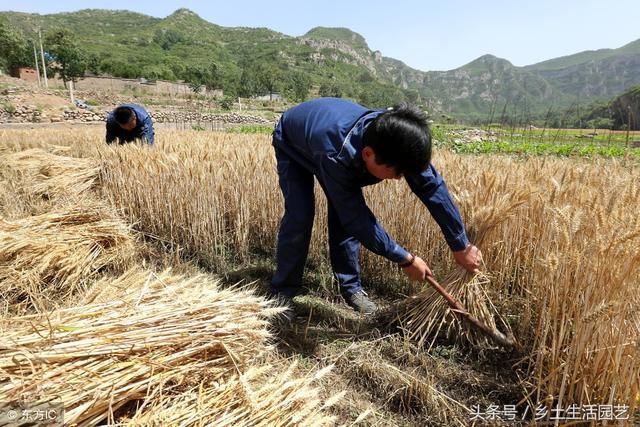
[345,290,377,314]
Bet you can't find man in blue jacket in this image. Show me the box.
[105,104,155,145]
[271,97,482,314]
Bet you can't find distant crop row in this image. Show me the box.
[451,140,639,157]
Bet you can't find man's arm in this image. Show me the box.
[105,118,118,144]
[405,164,482,273]
[139,116,155,145]
[318,155,410,264]
[405,164,469,251]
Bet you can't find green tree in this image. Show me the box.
[283,71,311,102]
[357,70,374,83]
[403,89,421,105]
[45,28,86,86]
[358,83,405,108]
[319,81,343,98]
[220,66,240,98]
[85,52,101,75]
[185,62,224,92]
[0,20,30,73]
[204,62,223,90]
[256,63,281,100]
[238,66,258,98]
[188,81,203,94]
[141,64,175,80]
[163,56,187,81]
[100,58,138,79]
[153,28,184,51]
[185,65,205,92]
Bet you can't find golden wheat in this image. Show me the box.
[0,200,136,314]
[0,269,286,425]
[1,128,638,418]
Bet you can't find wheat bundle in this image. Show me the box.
[0,202,136,314]
[126,361,340,426]
[0,269,285,426]
[0,136,72,155]
[395,174,528,348]
[1,148,100,200]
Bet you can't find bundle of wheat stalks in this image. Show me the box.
[0,130,100,157]
[0,269,299,425]
[394,173,528,348]
[0,202,136,314]
[0,148,101,219]
[1,148,100,200]
[127,361,340,426]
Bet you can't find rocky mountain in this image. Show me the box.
[416,38,640,121]
[582,84,640,130]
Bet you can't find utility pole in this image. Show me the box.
[38,29,48,89]
[69,79,75,104]
[32,41,42,87]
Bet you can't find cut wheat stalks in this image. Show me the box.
[395,177,529,349]
[126,361,340,427]
[0,139,71,155]
[0,269,286,426]
[0,129,101,157]
[1,148,100,200]
[0,202,136,314]
[336,337,469,426]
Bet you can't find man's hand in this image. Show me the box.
[453,244,482,273]
[401,255,432,281]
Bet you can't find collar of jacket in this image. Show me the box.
[335,110,383,172]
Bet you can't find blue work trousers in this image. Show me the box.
[271,147,362,297]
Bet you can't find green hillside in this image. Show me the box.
[2,8,640,123]
[525,38,640,72]
[524,48,617,72]
[2,8,417,108]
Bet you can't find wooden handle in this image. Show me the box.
[424,274,517,349]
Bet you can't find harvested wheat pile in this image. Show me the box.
[0,139,72,155]
[0,269,287,425]
[0,148,101,218]
[0,202,136,314]
[0,129,99,157]
[127,361,340,426]
[1,148,100,200]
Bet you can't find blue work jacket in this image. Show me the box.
[105,103,155,145]
[273,97,469,263]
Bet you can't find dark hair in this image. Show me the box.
[362,103,431,175]
[114,106,135,125]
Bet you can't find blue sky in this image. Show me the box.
[2,0,639,71]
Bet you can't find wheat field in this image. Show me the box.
[1,127,638,425]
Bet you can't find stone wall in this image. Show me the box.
[151,111,271,125]
[53,76,223,98]
[0,104,272,125]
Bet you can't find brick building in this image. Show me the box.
[11,67,39,82]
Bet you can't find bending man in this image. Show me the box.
[105,103,155,145]
[271,97,481,314]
